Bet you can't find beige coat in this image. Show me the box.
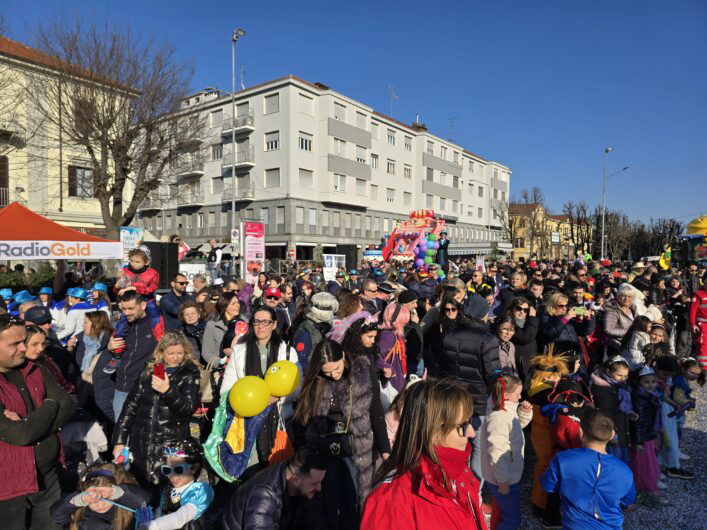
[480,403,533,486]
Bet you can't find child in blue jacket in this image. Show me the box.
[541,408,635,529]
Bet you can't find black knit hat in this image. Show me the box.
[398,289,418,305]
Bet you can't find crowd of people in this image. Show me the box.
[0,245,705,529]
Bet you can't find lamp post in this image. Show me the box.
[600,147,629,260]
[230,28,245,276]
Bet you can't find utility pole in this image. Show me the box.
[230,28,245,275]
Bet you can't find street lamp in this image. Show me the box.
[600,146,629,259]
[230,28,245,276]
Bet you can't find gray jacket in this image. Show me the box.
[201,317,228,363]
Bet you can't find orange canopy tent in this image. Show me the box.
[0,202,123,260]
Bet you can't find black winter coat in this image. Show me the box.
[510,316,539,381]
[440,321,501,414]
[50,484,150,529]
[630,388,660,444]
[538,315,595,357]
[112,362,200,484]
[590,377,631,447]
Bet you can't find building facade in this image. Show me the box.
[135,75,513,261]
[0,36,114,232]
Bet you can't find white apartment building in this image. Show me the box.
[136,75,512,261]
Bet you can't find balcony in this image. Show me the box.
[172,154,205,179]
[138,191,166,212]
[176,188,204,207]
[222,182,255,201]
[222,146,255,170]
[222,111,255,136]
[0,120,25,143]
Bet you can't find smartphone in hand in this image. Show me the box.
[153,362,166,380]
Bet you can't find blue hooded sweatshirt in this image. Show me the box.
[541,448,635,529]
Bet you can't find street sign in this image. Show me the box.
[231,228,240,246]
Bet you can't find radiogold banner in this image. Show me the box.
[0,241,123,260]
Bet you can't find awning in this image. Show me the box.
[0,202,123,260]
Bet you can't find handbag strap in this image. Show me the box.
[345,381,353,433]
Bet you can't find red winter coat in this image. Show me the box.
[361,455,487,530]
[689,288,707,368]
[551,412,583,454]
[116,266,160,298]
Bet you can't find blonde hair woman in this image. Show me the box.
[111,331,200,485]
[538,292,595,364]
[361,379,486,529]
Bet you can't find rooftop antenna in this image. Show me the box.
[448,116,458,142]
[387,85,398,117]
[240,64,245,90]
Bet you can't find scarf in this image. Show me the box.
[128,263,149,275]
[81,333,103,372]
[514,316,526,328]
[602,374,633,415]
[434,442,472,482]
[638,386,663,434]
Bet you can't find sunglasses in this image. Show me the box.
[557,304,568,308]
[160,463,193,476]
[175,281,189,286]
[266,296,280,301]
[444,307,458,313]
[456,418,473,437]
[514,307,529,313]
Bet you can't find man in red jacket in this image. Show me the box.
[0,315,75,529]
[689,271,707,369]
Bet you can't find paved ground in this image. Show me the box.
[515,383,707,529]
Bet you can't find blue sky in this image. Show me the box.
[5,0,706,223]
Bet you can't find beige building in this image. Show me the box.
[0,36,116,232]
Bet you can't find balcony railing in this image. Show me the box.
[138,192,166,211]
[0,187,8,208]
[221,146,255,169]
[222,182,255,201]
[176,188,204,207]
[222,111,255,135]
[172,154,205,177]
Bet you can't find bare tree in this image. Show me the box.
[26,20,205,238]
[498,198,520,245]
[649,218,684,255]
[563,200,593,254]
[592,206,632,259]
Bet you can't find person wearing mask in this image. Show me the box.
[219,306,300,476]
[159,273,194,331]
[112,331,200,486]
[222,447,327,530]
[0,315,75,529]
[361,379,486,530]
[106,292,163,422]
[178,302,207,359]
[440,294,501,482]
[294,339,390,530]
[202,292,244,365]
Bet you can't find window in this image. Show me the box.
[212,177,223,194]
[426,167,434,181]
[236,102,249,118]
[298,93,313,114]
[468,160,474,171]
[356,111,366,129]
[356,178,367,196]
[370,184,378,200]
[365,216,371,231]
[211,144,222,161]
[295,207,304,224]
[502,190,506,201]
[386,159,395,175]
[478,207,483,218]
[439,172,446,186]
[345,213,352,229]
[404,136,412,151]
[354,214,362,230]
[334,138,346,157]
[308,208,317,226]
[440,197,446,211]
[373,217,380,233]
[404,165,412,179]
[265,168,280,188]
[425,194,433,208]
[334,102,346,121]
[387,129,396,145]
[493,188,498,199]
[276,206,285,227]
[299,168,313,188]
[386,188,395,203]
[356,145,366,164]
[322,210,330,226]
[261,207,269,225]
[478,186,484,198]
[384,218,390,232]
[440,146,447,159]
[299,131,313,151]
[264,93,279,114]
[245,208,254,219]
[265,131,280,151]
[68,165,94,198]
[452,200,458,212]
[371,122,379,139]
[468,182,474,194]
[371,153,379,169]
[210,109,223,127]
[453,151,459,164]
[197,213,204,228]
[453,176,459,188]
[426,141,433,155]
[334,173,346,192]
[404,191,412,206]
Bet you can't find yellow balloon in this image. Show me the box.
[228,376,270,417]
[265,360,301,397]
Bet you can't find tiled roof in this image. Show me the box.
[509,203,541,215]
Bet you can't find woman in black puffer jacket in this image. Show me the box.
[112,331,200,486]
